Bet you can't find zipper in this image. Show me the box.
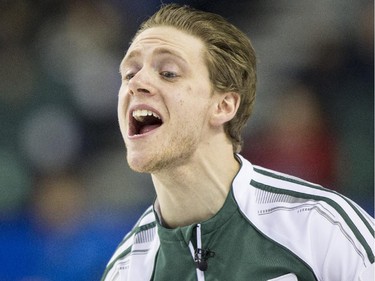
[188,224,205,281]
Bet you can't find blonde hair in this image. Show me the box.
[134,4,256,152]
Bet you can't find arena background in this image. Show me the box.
[0,0,373,280]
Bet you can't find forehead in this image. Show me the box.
[124,26,206,64]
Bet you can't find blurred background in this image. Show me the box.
[0,0,373,280]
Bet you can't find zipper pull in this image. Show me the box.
[194,248,215,271]
[192,224,216,272]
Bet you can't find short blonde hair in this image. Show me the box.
[134,4,257,152]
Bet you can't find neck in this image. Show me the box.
[151,142,240,228]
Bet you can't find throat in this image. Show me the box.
[153,178,230,228]
[151,148,240,228]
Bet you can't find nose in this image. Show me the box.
[127,68,153,96]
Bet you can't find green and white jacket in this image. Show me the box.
[102,155,374,281]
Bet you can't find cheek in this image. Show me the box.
[117,88,129,131]
[175,99,211,129]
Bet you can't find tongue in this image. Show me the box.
[139,124,160,134]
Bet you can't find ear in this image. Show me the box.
[210,92,241,127]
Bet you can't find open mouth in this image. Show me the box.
[129,109,163,136]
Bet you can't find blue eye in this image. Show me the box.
[124,73,135,80]
[160,71,177,79]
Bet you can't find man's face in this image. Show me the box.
[118,26,215,173]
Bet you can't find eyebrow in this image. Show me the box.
[119,47,188,73]
[153,48,188,64]
[119,49,141,73]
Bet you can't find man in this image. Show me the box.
[102,4,374,281]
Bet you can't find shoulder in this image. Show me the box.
[102,205,157,278]
[233,154,375,280]
[115,205,156,256]
[122,205,157,244]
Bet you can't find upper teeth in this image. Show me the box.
[132,109,161,121]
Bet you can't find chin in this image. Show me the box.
[127,152,182,174]
[127,154,150,173]
[126,139,198,173]
[126,151,160,173]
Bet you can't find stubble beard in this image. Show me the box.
[126,128,200,174]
